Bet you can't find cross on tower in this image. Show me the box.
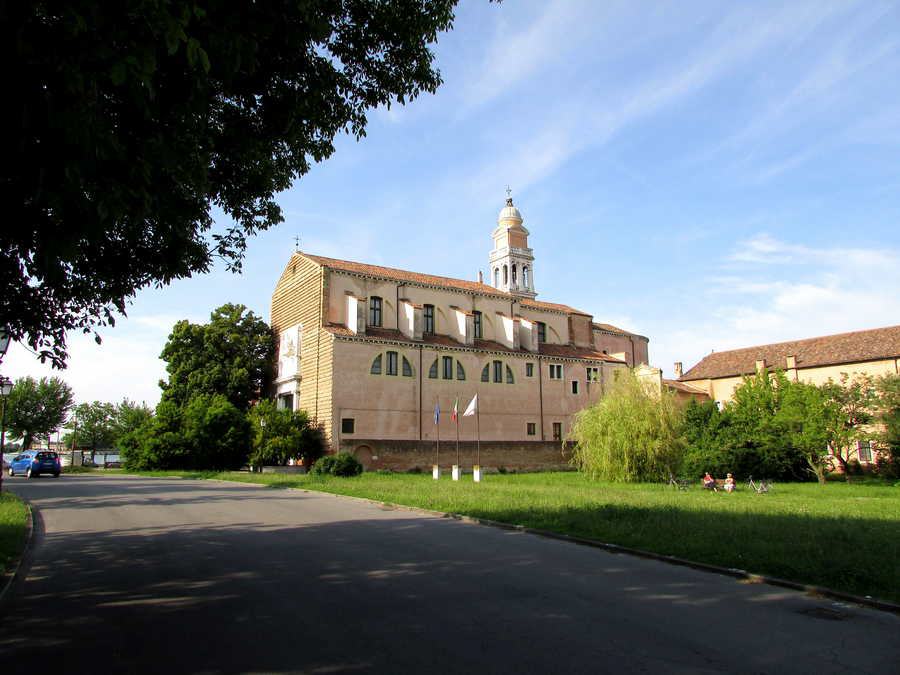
[293,235,301,252]
[505,185,512,199]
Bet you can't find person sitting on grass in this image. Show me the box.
[703,472,717,491]
[724,473,736,493]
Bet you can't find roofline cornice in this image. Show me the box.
[331,333,622,364]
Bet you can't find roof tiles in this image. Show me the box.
[300,252,589,316]
[680,324,900,381]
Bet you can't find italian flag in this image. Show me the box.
[451,396,459,422]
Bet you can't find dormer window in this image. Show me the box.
[424,304,435,335]
[369,296,382,327]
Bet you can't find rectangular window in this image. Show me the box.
[473,311,482,339]
[549,364,562,380]
[278,393,294,410]
[537,321,547,343]
[493,360,503,383]
[424,304,435,334]
[442,355,453,380]
[341,418,355,434]
[571,380,579,395]
[386,351,398,376]
[526,362,534,377]
[552,422,562,441]
[586,367,600,382]
[527,422,536,436]
[858,441,873,463]
[369,296,382,327]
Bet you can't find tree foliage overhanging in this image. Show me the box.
[1,0,458,366]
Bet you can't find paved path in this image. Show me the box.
[1,474,897,674]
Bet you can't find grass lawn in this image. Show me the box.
[134,470,900,603]
[0,491,29,574]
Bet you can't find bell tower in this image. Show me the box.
[488,190,536,298]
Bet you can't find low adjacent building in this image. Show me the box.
[270,197,650,470]
[678,325,900,465]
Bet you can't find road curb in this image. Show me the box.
[0,496,34,611]
[146,474,900,616]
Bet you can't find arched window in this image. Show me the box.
[481,360,515,384]
[494,268,499,287]
[503,265,508,286]
[511,264,517,286]
[432,356,465,380]
[523,266,529,288]
[536,321,547,343]
[372,352,413,377]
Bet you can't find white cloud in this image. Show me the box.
[651,234,900,378]
[1,313,180,410]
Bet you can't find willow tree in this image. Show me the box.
[571,370,685,482]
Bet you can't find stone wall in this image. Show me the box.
[338,438,574,472]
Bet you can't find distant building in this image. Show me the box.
[270,197,650,470]
[678,325,900,465]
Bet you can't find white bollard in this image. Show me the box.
[452,465,460,481]
[432,464,441,480]
[473,465,482,483]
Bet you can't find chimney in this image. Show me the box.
[478,270,483,284]
[674,362,683,378]
[786,355,797,369]
[755,358,766,373]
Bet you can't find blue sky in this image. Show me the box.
[6,0,900,409]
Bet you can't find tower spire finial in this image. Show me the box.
[294,235,301,252]
[505,185,513,206]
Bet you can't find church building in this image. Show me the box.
[270,197,650,471]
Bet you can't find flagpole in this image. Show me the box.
[475,400,481,482]
[455,393,460,469]
[434,399,440,480]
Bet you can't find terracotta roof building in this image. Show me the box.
[270,197,651,471]
[678,324,900,406]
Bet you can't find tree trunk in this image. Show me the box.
[832,452,852,483]
[808,456,827,485]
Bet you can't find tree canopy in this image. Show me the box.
[159,303,274,411]
[570,370,685,482]
[2,0,458,366]
[6,376,75,449]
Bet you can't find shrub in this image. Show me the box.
[330,453,363,477]
[248,401,326,468]
[311,455,336,475]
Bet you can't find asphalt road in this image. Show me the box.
[1,474,897,674]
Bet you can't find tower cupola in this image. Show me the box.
[488,190,536,298]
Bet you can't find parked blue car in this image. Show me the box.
[8,450,61,478]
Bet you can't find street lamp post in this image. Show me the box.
[0,376,13,494]
[0,328,12,493]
